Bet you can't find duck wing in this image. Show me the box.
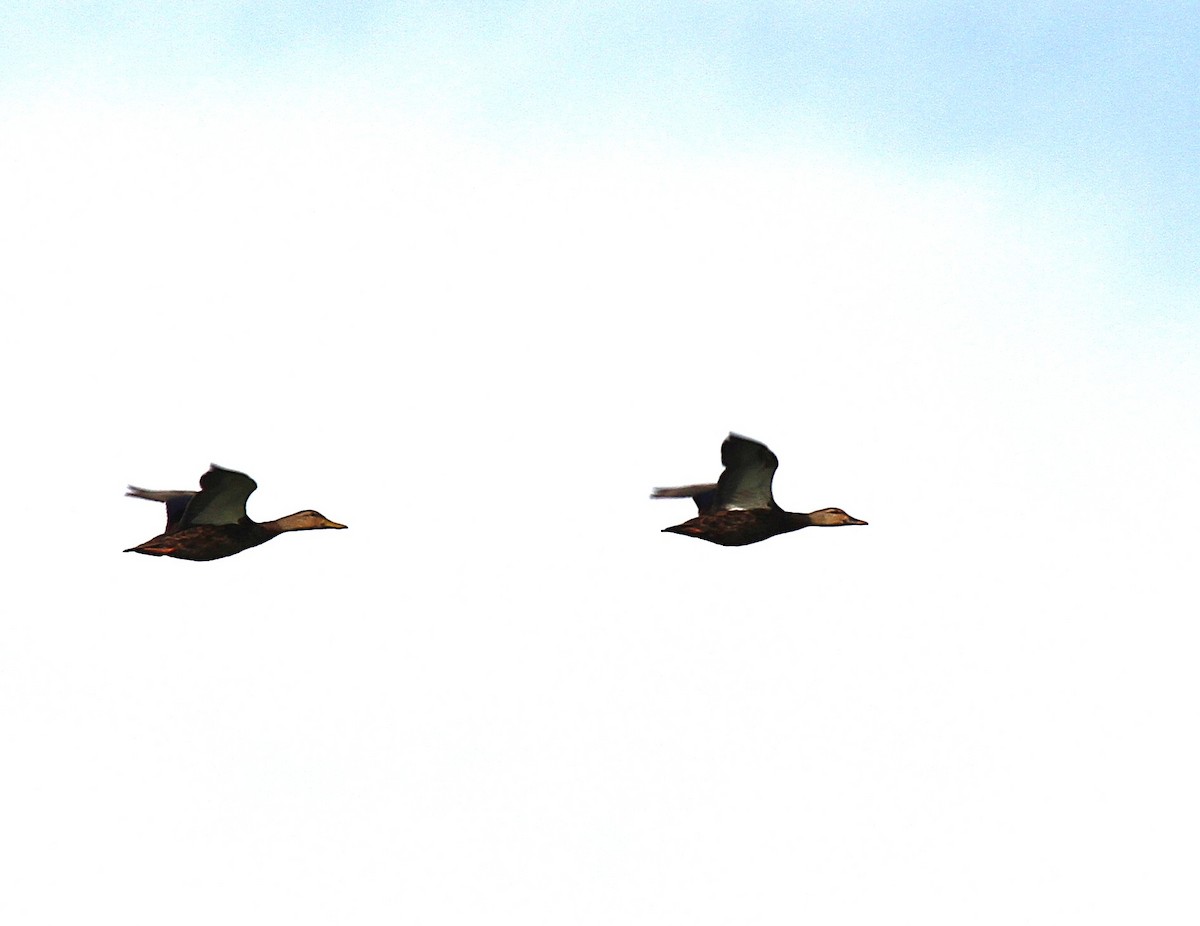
[651,483,721,514]
[125,487,196,533]
[180,465,258,526]
[713,434,779,510]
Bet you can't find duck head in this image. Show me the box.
[806,507,868,527]
[271,510,349,532]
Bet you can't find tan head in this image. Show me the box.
[806,507,868,527]
[270,510,349,532]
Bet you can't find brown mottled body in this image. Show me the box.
[662,508,815,547]
[125,523,278,561]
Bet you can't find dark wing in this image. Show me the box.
[180,465,258,526]
[125,487,196,533]
[713,433,779,510]
[651,483,721,514]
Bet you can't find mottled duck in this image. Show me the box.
[652,433,866,546]
[125,464,347,561]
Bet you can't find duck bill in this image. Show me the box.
[847,517,868,525]
[324,520,349,529]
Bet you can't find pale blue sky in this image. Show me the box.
[5,2,1197,277]
[2,5,1198,924]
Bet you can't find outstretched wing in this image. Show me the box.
[125,487,196,533]
[180,465,258,526]
[651,483,721,514]
[713,434,779,510]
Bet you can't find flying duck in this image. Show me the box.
[652,433,866,546]
[125,464,347,561]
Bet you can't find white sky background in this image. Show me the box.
[2,3,1199,923]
